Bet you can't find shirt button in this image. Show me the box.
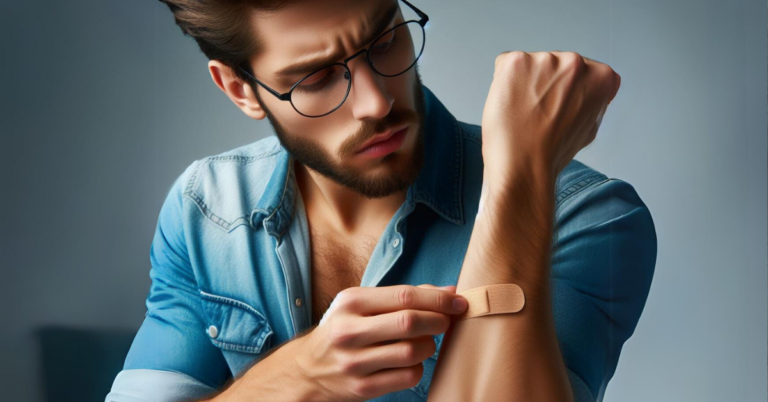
[392,238,400,248]
[208,325,218,339]
[295,298,304,307]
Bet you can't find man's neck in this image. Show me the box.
[294,160,406,237]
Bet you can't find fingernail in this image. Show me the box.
[453,297,468,312]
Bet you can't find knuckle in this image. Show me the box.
[534,51,554,61]
[398,310,417,334]
[564,51,581,62]
[338,353,360,374]
[400,341,418,362]
[396,286,415,309]
[507,50,528,65]
[433,291,446,312]
[350,378,374,400]
[495,51,527,71]
[596,63,614,80]
[564,51,584,71]
[405,364,424,387]
[335,288,359,311]
[329,325,355,347]
[494,52,507,66]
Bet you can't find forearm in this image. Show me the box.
[428,167,573,401]
[202,331,317,402]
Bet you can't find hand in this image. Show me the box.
[293,284,467,402]
[480,51,621,194]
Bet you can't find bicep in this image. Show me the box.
[108,164,231,401]
[551,178,658,401]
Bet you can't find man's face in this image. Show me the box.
[248,0,426,199]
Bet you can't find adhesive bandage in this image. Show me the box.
[455,283,525,320]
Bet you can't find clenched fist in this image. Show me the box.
[480,51,621,196]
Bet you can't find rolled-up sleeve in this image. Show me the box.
[551,177,658,402]
[107,162,231,401]
[106,370,216,402]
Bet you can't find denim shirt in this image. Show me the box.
[106,85,657,402]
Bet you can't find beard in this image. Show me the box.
[254,65,427,199]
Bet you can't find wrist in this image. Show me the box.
[460,165,556,300]
[481,161,555,217]
[217,336,318,402]
[284,335,320,402]
[480,142,556,200]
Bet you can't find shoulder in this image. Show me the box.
[173,135,287,232]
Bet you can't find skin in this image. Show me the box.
[209,0,426,234]
[202,0,621,400]
[204,1,469,401]
[427,51,619,401]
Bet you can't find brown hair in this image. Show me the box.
[158,0,291,82]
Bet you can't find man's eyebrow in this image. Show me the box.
[275,1,400,78]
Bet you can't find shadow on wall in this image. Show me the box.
[37,326,136,402]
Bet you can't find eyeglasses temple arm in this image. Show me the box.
[237,66,287,100]
[400,0,429,25]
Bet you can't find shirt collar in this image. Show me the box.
[250,84,465,238]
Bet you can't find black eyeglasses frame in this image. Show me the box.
[237,0,429,118]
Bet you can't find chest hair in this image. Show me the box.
[309,232,378,325]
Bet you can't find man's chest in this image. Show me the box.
[308,232,378,326]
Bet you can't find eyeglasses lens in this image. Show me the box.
[290,21,425,117]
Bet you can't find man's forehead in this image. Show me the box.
[249,0,398,80]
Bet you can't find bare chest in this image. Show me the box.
[309,233,378,326]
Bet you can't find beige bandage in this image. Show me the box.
[455,283,525,320]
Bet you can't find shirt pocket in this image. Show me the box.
[198,290,275,357]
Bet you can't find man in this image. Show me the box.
[107,0,657,401]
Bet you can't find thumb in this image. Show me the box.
[417,284,457,292]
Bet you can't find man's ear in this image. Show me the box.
[208,60,267,120]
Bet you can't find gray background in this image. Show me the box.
[1,0,766,401]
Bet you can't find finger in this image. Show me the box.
[337,285,467,316]
[552,52,618,102]
[588,62,620,104]
[581,55,605,66]
[609,71,621,103]
[582,103,606,150]
[342,335,435,375]
[339,309,451,348]
[352,363,424,400]
[595,101,608,129]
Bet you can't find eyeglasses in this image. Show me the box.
[238,0,428,118]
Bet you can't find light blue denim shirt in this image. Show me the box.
[106,85,657,402]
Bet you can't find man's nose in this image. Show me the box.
[345,56,394,121]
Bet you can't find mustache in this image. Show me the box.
[340,108,419,155]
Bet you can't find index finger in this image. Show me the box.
[581,56,621,103]
[338,285,468,316]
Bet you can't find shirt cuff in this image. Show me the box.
[105,369,217,402]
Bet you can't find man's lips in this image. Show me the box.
[355,124,410,153]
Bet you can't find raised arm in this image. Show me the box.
[427,51,626,401]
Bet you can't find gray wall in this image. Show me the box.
[1,0,765,401]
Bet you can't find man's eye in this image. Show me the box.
[300,70,328,86]
[295,68,337,93]
[371,29,396,53]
